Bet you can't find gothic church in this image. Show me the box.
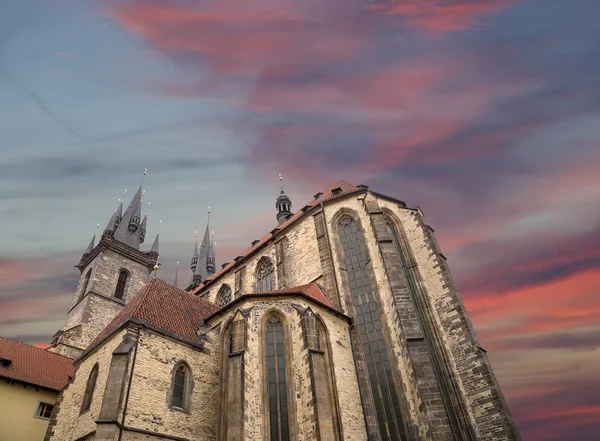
[44,179,521,441]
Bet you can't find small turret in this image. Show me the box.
[139,215,147,244]
[190,232,199,273]
[114,201,123,229]
[276,174,293,225]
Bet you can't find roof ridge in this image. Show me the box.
[0,336,73,360]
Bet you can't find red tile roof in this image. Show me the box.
[0,337,74,391]
[88,278,219,351]
[192,179,360,294]
[253,282,335,310]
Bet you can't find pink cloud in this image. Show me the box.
[55,52,74,57]
[371,0,514,31]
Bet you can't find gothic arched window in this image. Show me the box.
[337,214,406,439]
[256,258,275,292]
[81,363,99,414]
[216,284,232,308]
[114,269,129,300]
[170,362,192,411]
[265,315,290,441]
[79,269,92,302]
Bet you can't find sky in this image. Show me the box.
[0,0,599,439]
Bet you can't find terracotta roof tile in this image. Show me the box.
[89,278,219,350]
[252,282,335,310]
[0,337,74,391]
[192,179,360,294]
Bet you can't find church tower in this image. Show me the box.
[48,184,159,359]
[188,209,216,290]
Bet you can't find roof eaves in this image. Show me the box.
[194,187,367,294]
[204,291,351,323]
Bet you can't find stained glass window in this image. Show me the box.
[337,215,406,441]
[266,315,290,441]
[257,259,275,292]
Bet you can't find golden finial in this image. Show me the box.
[153,254,160,271]
[96,222,100,230]
[141,168,148,186]
[158,219,163,231]
[279,173,284,191]
[147,201,151,211]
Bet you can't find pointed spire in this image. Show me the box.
[139,215,147,244]
[174,261,179,287]
[114,185,144,249]
[151,233,159,253]
[190,231,199,273]
[276,173,292,225]
[84,234,95,255]
[198,222,211,279]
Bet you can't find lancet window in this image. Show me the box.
[170,362,192,411]
[266,315,290,441]
[80,363,99,414]
[114,269,129,300]
[337,214,405,441]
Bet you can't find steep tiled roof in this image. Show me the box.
[192,179,360,294]
[0,337,74,391]
[253,282,335,310]
[88,278,219,351]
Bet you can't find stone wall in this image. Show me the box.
[49,329,128,441]
[200,209,323,303]
[87,249,151,304]
[210,297,367,441]
[381,198,520,441]
[123,329,220,441]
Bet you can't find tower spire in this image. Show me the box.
[190,207,214,288]
[276,173,293,225]
[112,170,149,249]
[150,219,161,254]
[83,223,99,256]
[174,261,179,287]
[190,231,199,273]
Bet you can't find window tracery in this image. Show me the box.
[216,284,232,308]
[256,258,275,292]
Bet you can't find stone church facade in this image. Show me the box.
[44,179,521,441]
